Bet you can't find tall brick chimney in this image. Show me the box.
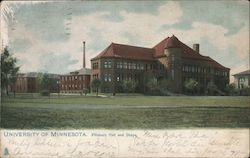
[83,41,85,68]
[193,44,199,53]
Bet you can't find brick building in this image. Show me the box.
[91,35,230,94]
[59,41,91,93]
[59,68,91,93]
[10,72,59,93]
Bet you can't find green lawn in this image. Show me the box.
[1,94,250,129]
[2,93,250,107]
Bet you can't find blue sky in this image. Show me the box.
[1,0,249,82]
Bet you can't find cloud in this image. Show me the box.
[39,52,78,73]
[3,0,249,79]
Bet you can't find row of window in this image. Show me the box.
[61,76,85,81]
[116,62,146,70]
[103,73,141,82]
[61,84,85,89]
[182,65,228,76]
[93,61,155,70]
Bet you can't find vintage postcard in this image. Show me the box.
[0,0,249,157]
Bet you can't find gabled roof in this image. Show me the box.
[63,68,91,76]
[153,35,230,70]
[91,43,155,61]
[233,69,250,76]
[92,35,230,70]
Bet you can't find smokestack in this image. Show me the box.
[193,44,199,53]
[83,41,85,68]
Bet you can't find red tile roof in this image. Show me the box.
[92,35,230,70]
[91,43,155,61]
[153,35,230,70]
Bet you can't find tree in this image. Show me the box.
[91,78,101,96]
[40,73,58,95]
[225,83,236,95]
[1,47,19,96]
[122,80,137,94]
[207,81,218,95]
[184,78,199,95]
[158,78,170,95]
[143,72,155,93]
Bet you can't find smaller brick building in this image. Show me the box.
[59,68,91,93]
[59,41,91,93]
[233,70,250,89]
[10,72,59,93]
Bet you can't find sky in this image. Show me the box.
[1,0,249,82]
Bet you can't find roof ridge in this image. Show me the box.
[112,42,153,50]
[153,36,169,48]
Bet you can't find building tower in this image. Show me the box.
[164,35,182,93]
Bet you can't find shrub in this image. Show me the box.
[122,80,137,93]
[40,90,50,96]
[184,78,199,95]
[240,87,250,96]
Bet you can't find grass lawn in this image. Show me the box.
[1,94,250,129]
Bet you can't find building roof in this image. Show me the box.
[153,35,230,70]
[92,35,230,70]
[233,69,250,76]
[91,43,155,61]
[17,72,60,78]
[63,68,91,76]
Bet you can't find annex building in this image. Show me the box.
[233,69,250,89]
[10,72,59,93]
[91,35,230,94]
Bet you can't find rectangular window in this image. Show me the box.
[129,63,133,69]
[104,61,108,68]
[104,74,108,82]
[171,69,174,80]
[132,63,136,69]
[108,74,112,82]
[140,64,144,70]
[171,55,175,62]
[124,62,127,69]
[116,62,123,69]
[92,63,99,69]
[108,61,112,68]
[192,66,195,72]
[117,74,120,82]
